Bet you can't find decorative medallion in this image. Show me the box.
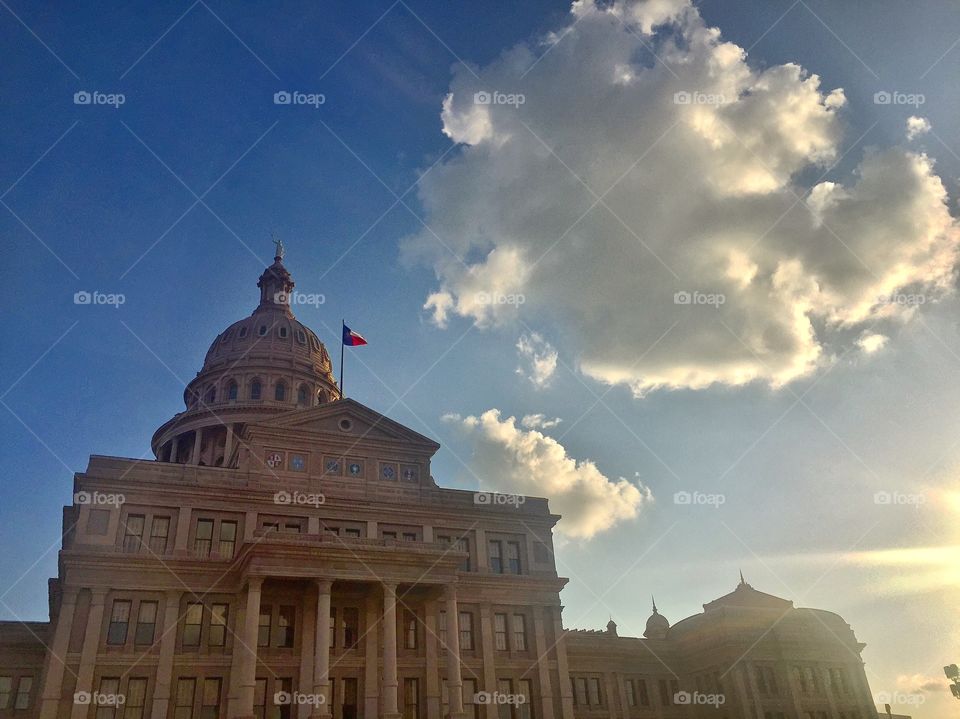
[266,451,283,468]
[402,466,418,482]
[348,462,362,476]
[290,454,306,472]
[325,458,341,475]
[382,465,396,480]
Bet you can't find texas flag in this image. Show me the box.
[342,323,367,347]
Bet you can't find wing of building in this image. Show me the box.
[0,251,882,719]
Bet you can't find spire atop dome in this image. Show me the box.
[644,596,669,639]
[739,569,746,586]
[652,595,658,613]
[257,240,295,316]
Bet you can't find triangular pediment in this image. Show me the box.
[252,398,440,450]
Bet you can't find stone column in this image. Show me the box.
[170,434,180,463]
[313,580,333,717]
[532,606,555,719]
[237,577,264,717]
[745,662,765,719]
[191,428,204,465]
[363,592,380,718]
[732,663,755,719]
[174,507,192,553]
[70,588,108,719]
[381,583,401,718]
[551,607,576,719]
[150,591,182,719]
[478,604,497,719]
[444,587,465,718]
[224,423,235,466]
[38,586,79,719]
[784,663,805,719]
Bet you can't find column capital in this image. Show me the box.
[88,587,108,604]
[315,578,332,594]
[382,581,397,594]
[443,584,458,602]
[59,586,80,605]
[247,576,265,591]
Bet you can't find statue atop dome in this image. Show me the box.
[272,234,285,261]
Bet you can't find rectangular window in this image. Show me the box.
[0,677,11,709]
[175,679,196,719]
[506,542,522,574]
[107,600,131,645]
[512,614,527,651]
[343,607,359,649]
[272,679,292,719]
[659,679,669,706]
[200,678,221,719]
[404,609,418,649]
[253,679,267,719]
[456,537,471,571]
[494,613,508,651]
[344,527,362,538]
[463,678,479,719]
[95,678,120,719]
[458,611,473,650]
[330,608,336,648]
[402,532,417,542]
[489,540,503,573]
[637,679,650,706]
[382,531,397,540]
[219,521,237,558]
[13,677,32,711]
[438,610,447,647]
[209,603,228,647]
[402,678,419,719]
[575,678,588,706]
[123,515,145,552]
[588,678,601,706]
[282,522,301,534]
[195,519,214,557]
[517,679,533,719]
[342,678,358,718]
[149,516,170,554]
[277,606,295,647]
[626,679,637,707]
[258,606,271,647]
[669,679,679,704]
[124,679,147,719]
[135,601,158,645]
[183,603,203,647]
[496,679,513,719]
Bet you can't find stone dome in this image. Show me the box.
[151,244,341,466]
[643,598,670,639]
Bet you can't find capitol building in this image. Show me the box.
[0,250,882,719]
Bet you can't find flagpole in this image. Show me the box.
[339,319,345,399]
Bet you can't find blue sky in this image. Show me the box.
[2,1,959,715]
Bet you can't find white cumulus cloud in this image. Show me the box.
[521,413,563,429]
[406,0,960,397]
[445,409,651,538]
[906,116,932,140]
[516,332,559,388]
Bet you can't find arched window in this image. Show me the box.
[238,326,248,339]
[227,381,238,401]
[278,326,288,339]
[258,324,268,337]
[297,384,309,406]
[275,382,286,401]
[251,379,262,400]
[205,386,216,404]
[295,329,307,345]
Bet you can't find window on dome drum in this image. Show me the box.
[135,601,157,644]
[258,325,268,336]
[205,387,216,404]
[275,382,286,401]
[107,600,131,645]
[278,326,288,338]
[227,382,238,401]
[238,326,248,339]
[251,380,262,400]
[297,385,309,405]
[223,329,233,341]
[296,329,307,344]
